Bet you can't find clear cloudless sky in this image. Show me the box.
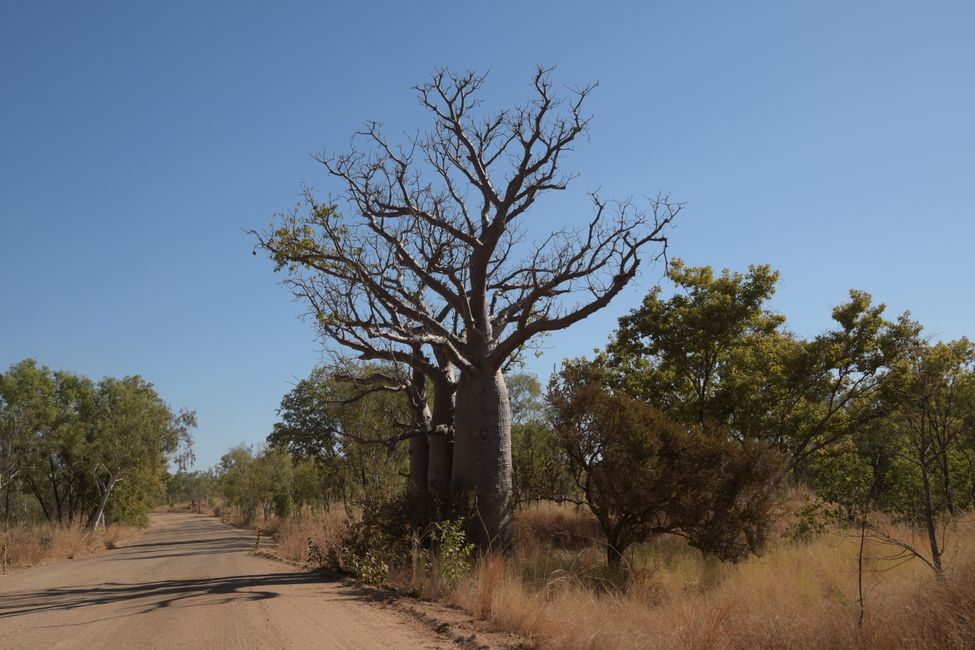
[2,1,973,469]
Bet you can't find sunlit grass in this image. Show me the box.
[2,521,139,569]
[448,503,975,649]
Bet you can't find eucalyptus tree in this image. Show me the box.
[0,360,65,521]
[0,360,45,518]
[257,68,679,547]
[4,362,96,525]
[607,260,914,470]
[879,336,975,576]
[85,376,195,529]
[266,363,413,503]
[1,360,194,527]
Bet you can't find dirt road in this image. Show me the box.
[0,512,453,649]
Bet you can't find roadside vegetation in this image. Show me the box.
[194,255,975,648]
[0,361,194,569]
[198,68,973,648]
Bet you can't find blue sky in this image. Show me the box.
[2,2,972,469]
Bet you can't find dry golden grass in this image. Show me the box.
[272,507,348,563]
[448,503,975,649]
[215,497,974,648]
[1,521,140,569]
[220,505,349,565]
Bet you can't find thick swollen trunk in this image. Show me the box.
[428,377,455,496]
[451,368,513,550]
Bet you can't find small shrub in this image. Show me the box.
[784,501,841,542]
[432,519,475,585]
[341,547,390,585]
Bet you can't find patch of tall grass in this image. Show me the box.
[449,502,975,649]
[1,521,138,569]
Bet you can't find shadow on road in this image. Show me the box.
[0,571,330,620]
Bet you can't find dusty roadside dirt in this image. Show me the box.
[0,512,488,649]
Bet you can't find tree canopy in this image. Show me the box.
[0,359,194,528]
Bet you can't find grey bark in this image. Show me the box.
[407,367,431,496]
[452,369,512,549]
[428,370,455,496]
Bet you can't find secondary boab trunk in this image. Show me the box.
[408,422,431,497]
[428,375,455,496]
[452,368,513,550]
[408,367,431,496]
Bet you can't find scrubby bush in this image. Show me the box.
[549,359,785,571]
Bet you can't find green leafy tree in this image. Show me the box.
[267,363,411,506]
[13,364,97,525]
[85,376,195,528]
[216,445,262,525]
[505,372,572,504]
[267,367,342,460]
[548,359,784,571]
[608,260,912,470]
[165,470,214,511]
[1,360,61,521]
[878,336,975,576]
[609,259,785,430]
[257,446,295,518]
[508,372,546,426]
[291,457,341,510]
[1,359,194,527]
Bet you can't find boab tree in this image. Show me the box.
[257,68,680,548]
[255,220,459,498]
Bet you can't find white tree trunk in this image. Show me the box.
[86,474,121,531]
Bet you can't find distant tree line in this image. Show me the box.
[207,370,410,527]
[0,360,195,528]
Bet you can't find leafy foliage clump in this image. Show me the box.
[335,490,476,587]
[784,501,842,542]
[430,519,475,585]
[549,359,785,570]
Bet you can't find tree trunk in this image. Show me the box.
[919,456,944,577]
[407,394,432,495]
[49,457,63,525]
[606,540,627,573]
[409,434,430,496]
[451,368,512,550]
[408,367,431,496]
[27,476,53,523]
[86,474,120,531]
[3,476,11,522]
[428,377,455,496]
[939,450,955,515]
